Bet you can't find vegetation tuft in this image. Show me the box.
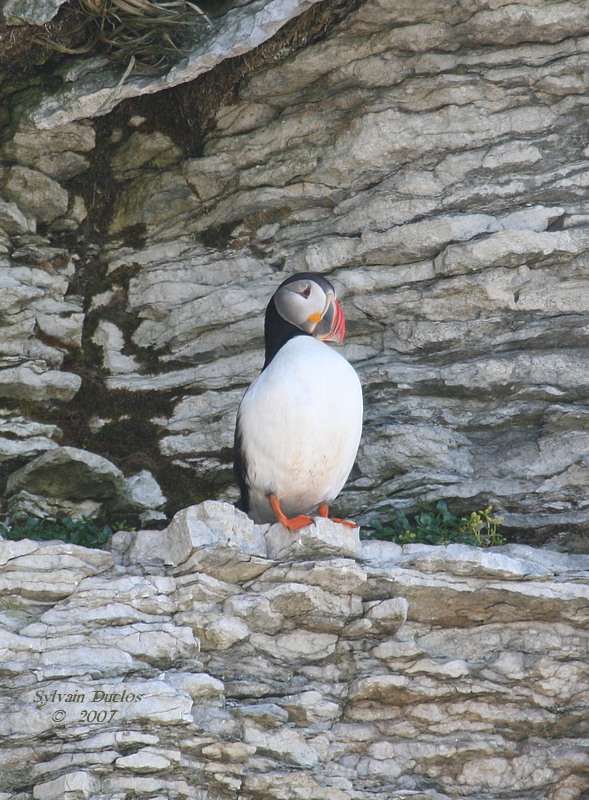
[366,501,505,548]
[41,0,214,70]
[0,516,121,549]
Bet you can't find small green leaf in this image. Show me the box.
[364,502,505,548]
[0,515,124,550]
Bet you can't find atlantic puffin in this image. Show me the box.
[234,272,363,530]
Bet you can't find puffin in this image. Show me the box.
[234,272,363,530]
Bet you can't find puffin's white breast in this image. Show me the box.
[237,336,363,523]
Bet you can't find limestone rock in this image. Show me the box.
[265,517,361,561]
[201,616,250,650]
[0,0,589,708]
[127,500,270,582]
[0,200,34,235]
[0,500,587,798]
[6,490,102,523]
[1,0,68,24]
[399,542,554,579]
[110,132,182,179]
[23,0,328,128]
[0,537,112,605]
[1,123,95,181]
[0,257,83,373]
[364,596,408,633]
[243,722,319,768]
[6,446,126,501]
[92,321,139,375]
[249,630,339,663]
[122,470,166,511]
[0,364,81,404]
[4,446,133,522]
[22,0,581,544]
[119,470,167,525]
[0,413,61,468]
[0,166,68,223]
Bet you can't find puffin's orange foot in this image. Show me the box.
[283,514,315,531]
[330,517,359,528]
[269,494,314,531]
[318,503,358,528]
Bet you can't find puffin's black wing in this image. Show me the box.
[233,414,250,513]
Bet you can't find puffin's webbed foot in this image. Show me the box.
[269,494,314,531]
[318,503,359,529]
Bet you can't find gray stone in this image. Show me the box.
[0,537,112,603]
[24,0,328,129]
[400,543,553,580]
[243,722,319,768]
[43,0,585,543]
[32,770,96,800]
[0,0,588,596]
[249,630,338,663]
[110,132,183,179]
[0,499,587,797]
[5,446,127,501]
[0,166,69,223]
[0,413,61,467]
[2,124,95,181]
[120,470,167,522]
[128,501,270,582]
[7,490,103,522]
[0,0,589,712]
[0,199,35,235]
[265,517,361,561]
[1,0,68,24]
[0,365,81,404]
[361,539,404,564]
[364,596,408,632]
[92,320,139,375]
[0,257,83,377]
[250,557,368,596]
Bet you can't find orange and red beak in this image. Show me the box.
[314,296,346,343]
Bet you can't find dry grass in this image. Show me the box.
[42,0,214,69]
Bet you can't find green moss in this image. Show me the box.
[0,516,116,549]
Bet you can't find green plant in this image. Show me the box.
[366,501,505,548]
[0,516,115,549]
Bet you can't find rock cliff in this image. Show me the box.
[0,502,588,799]
[1,0,589,545]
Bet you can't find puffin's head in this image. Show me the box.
[272,273,345,343]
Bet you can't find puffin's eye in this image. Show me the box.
[300,285,311,299]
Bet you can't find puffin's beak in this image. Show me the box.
[313,295,346,343]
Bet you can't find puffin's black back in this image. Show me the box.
[233,423,249,512]
[263,272,336,369]
[234,272,337,513]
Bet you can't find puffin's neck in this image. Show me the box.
[263,299,309,370]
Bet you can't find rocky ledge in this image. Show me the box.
[0,500,587,799]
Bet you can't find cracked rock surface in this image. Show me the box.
[0,502,587,798]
